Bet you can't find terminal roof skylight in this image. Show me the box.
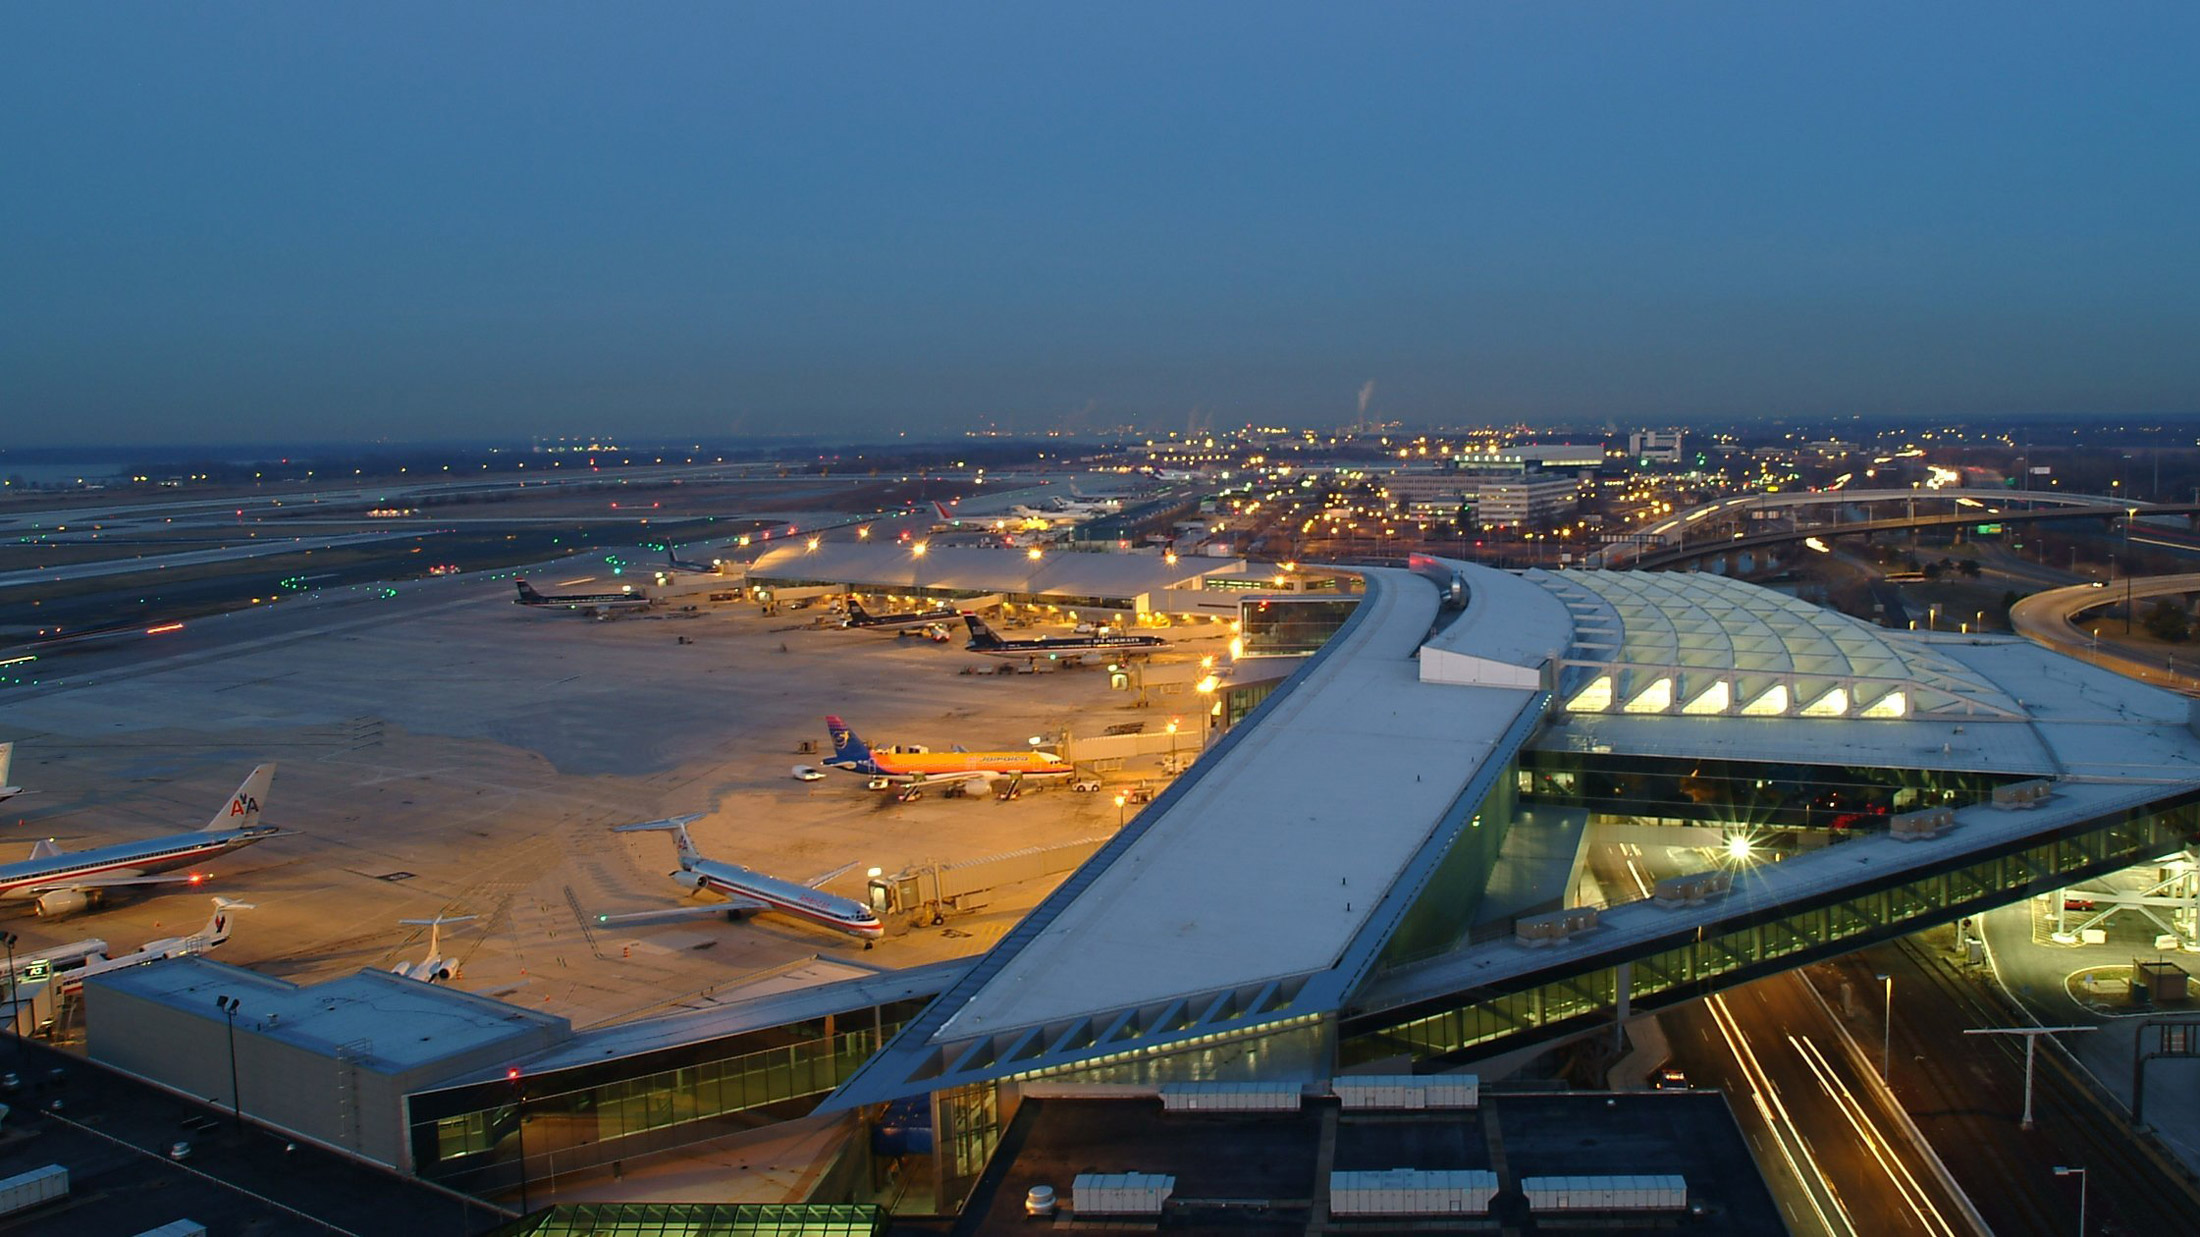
[1529,570,2023,721]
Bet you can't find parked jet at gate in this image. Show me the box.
[823,716,1070,793]
[961,614,1169,658]
[59,897,254,994]
[841,597,959,632]
[599,816,883,944]
[513,578,651,615]
[0,765,280,918]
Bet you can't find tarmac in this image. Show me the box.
[0,551,1230,1035]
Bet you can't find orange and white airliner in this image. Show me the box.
[823,715,1071,794]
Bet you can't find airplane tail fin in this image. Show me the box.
[515,580,544,602]
[205,896,255,946]
[612,813,705,867]
[0,741,11,787]
[845,597,872,622]
[28,838,62,860]
[962,613,1002,648]
[824,715,873,765]
[932,501,954,521]
[205,764,275,831]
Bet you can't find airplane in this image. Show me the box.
[597,815,883,944]
[0,764,281,919]
[1011,494,1122,521]
[961,613,1170,659]
[841,596,960,632]
[391,913,476,984]
[823,715,1071,797]
[56,896,254,995]
[512,578,651,616]
[0,742,19,804]
[656,544,721,575]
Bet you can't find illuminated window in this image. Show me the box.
[1623,676,1673,714]
[1682,680,1730,715]
[1566,675,1613,713]
[1800,686,1849,718]
[1859,689,1907,719]
[1740,684,1789,717]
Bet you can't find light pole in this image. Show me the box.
[1875,972,1893,1082]
[508,1067,530,1215]
[2125,508,2137,635]
[2053,1165,2086,1235]
[1,932,17,1057]
[1114,794,1127,829]
[1166,719,1180,772]
[214,995,243,1134]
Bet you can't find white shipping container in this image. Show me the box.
[0,1164,68,1216]
[1329,1169,1498,1216]
[1160,1081,1302,1112]
[1073,1172,1175,1215]
[1333,1074,1479,1110]
[1520,1174,1687,1212]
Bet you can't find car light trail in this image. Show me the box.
[1707,992,1856,1236]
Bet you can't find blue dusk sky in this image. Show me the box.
[3,3,2196,444]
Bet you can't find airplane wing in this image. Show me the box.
[594,897,770,927]
[911,770,997,787]
[18,871,209,896]
[803,861,860,890]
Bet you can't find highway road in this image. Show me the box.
[2007,571,2200,693]
[1666,972,1975,1236]
[1820,937,2200,1236]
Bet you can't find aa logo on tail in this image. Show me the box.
[230,794,259,817]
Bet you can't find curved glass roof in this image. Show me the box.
[1529,569,2023,720]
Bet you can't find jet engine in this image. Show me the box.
[34,889,94,918]
[672,870,708,892]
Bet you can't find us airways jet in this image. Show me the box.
[823,715,1070,797]
[512,578,651,616]
[840,597,959,632]
[0,765,281,918]
[596,815,883,944]
[961,613,1169,659]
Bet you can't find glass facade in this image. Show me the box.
[407,999,930,1192]
[1520,748,2008,832]
[1342,788,2200,1068]
[1239,597,1360,657]
[488,1203,886,1237]
[1377,765,1519,969]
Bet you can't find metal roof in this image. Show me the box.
[86,958,568,1075]
[822,565,1549,1108]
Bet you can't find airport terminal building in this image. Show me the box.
[81,553,2200,1215]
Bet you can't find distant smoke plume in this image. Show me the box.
[1357,380,1376,417]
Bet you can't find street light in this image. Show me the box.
[1114,794,1127,828]
[507,1066,530,1215]
[1,932,16,1060]
[1874,972,1893,1082]
[214,995,243,1133]
[2053,1165,2086,1236]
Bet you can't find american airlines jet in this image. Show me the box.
[0,765,280,918]
[598,815,883,945]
